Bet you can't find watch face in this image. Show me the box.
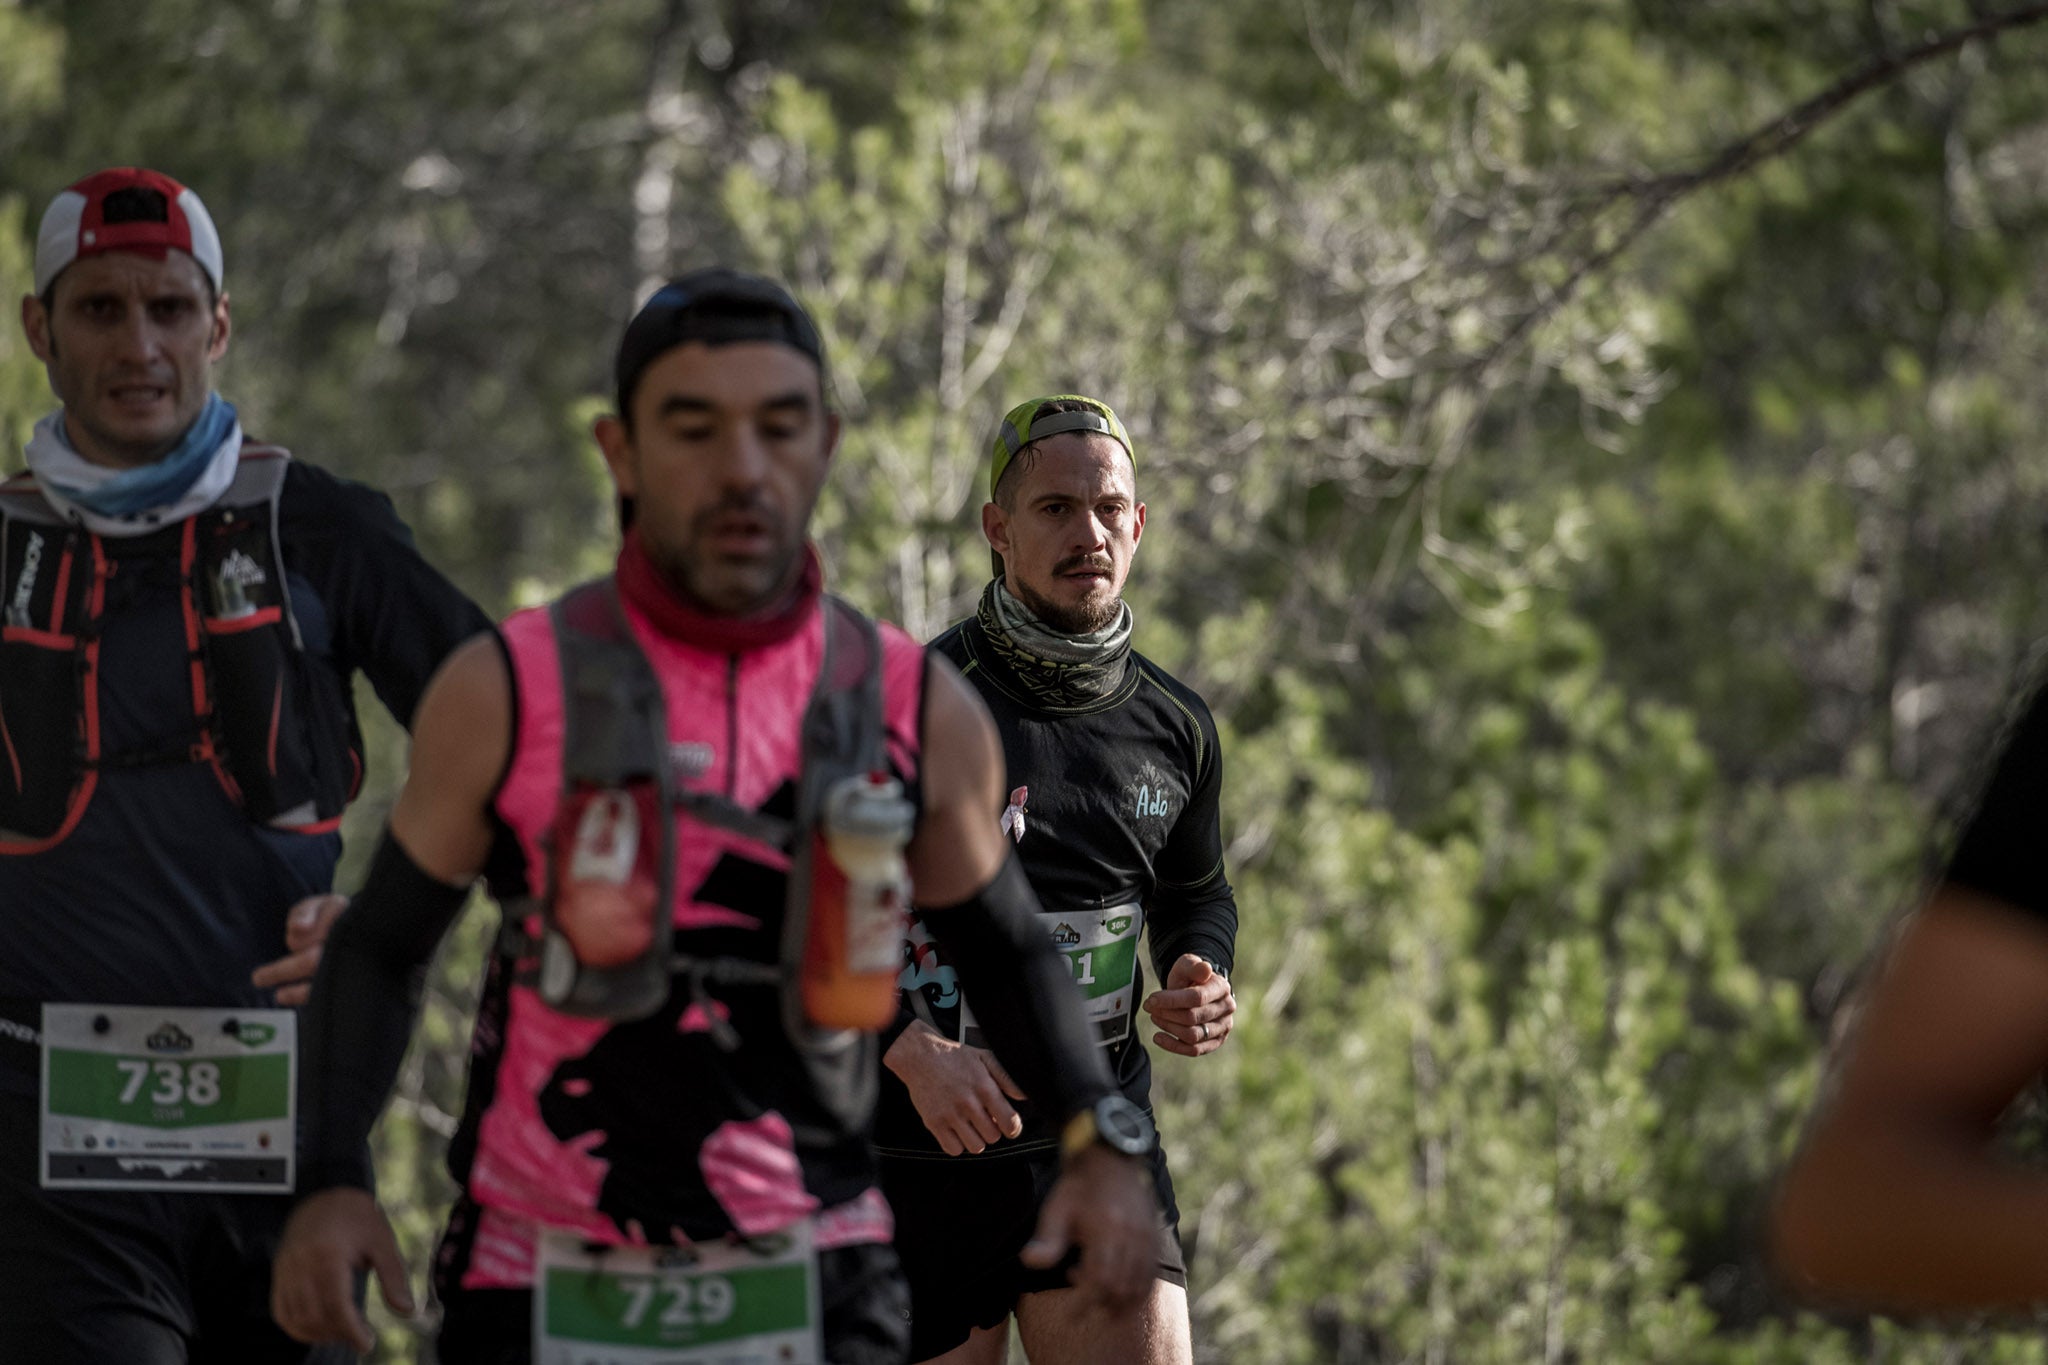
[1098,1098,1154,1155]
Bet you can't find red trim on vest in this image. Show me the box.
[177,518,237,805]
[0,448,360,847]
[0,626,74,649]
[179,518,207,719]
[48,542,73,634]
[267,678,282,775]
[82,535,106,772]
[286,812,347,836]
[204,605,284,635]
[0,702,20,794]
[0,538,107,854]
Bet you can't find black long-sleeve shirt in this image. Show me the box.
[0,455,487,1101]
[874,609,1239,1157]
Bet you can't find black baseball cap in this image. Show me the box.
[613,267,827,418]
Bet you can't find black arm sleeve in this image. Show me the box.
[919,854,1117,1124]
[879,999,920,1053]
[299,830,472,1192]
[280,461,491,730]
[1145,702,1238,981]
[1150,878,1238,983]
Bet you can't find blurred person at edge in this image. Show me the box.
[1774,675,2048,1313]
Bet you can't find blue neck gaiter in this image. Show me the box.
[47,393,240,518]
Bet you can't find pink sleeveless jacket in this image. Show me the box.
[444,576,924,1291]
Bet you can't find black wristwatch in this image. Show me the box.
[1060,1094,1157,1161]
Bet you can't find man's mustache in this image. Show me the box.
[694,492,776,529]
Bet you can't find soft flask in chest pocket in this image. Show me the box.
[532,587,677,1022]
[542,783,667,993]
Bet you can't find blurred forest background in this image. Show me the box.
[10,0,2048,1359]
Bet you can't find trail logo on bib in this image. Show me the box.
[146,1023,194,1054]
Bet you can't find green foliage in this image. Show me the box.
[16,0,2048,1359]
[0,195,47,466]
[0,4,63,463]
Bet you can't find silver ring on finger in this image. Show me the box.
[1198,1022,1209,1042]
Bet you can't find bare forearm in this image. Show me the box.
[1773,887,2048,1311]
[1775,1115,2048,1310]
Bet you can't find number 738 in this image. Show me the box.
[116,1059,222,1107]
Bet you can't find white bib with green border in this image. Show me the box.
[534,1221,822,1365]
[39,1003,295,1193]
[962,902,1141,1050]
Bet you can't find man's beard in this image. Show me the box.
[643,499,800,615]
[1011,563,1122,635]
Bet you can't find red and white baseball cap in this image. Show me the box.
[33,167,224,296]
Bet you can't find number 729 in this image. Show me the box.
[620,1275,737,1330]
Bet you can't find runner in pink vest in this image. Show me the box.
[268,269,1162,1364]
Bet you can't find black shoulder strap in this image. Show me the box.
[801,596,887,820]
[0,450,291,526]
[528,578,679,1020]
[554,578,669,789]
[221,446,290,503]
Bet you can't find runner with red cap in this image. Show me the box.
[34,167,226,299]
[0,167,488,1363]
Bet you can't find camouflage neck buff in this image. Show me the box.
[976,576,1134,708]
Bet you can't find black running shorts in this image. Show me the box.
[0,1095,350,1365]
[878,1140,1184,1362]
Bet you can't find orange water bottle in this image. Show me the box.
[803,771,914,1029]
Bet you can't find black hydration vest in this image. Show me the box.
[0,449,361,849]
[497,577,894,1146]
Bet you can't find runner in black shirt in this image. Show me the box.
[1773,676,2048,1309]
[0,167,487,1363]
[877,395,1239,1364]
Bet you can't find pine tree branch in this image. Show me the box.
[1486,2,2048,378]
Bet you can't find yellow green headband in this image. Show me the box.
[988,394,1133,500]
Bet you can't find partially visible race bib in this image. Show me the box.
[535,1222,822,1365]
[40,1004,295,1193]
[962,903,1141,1050]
